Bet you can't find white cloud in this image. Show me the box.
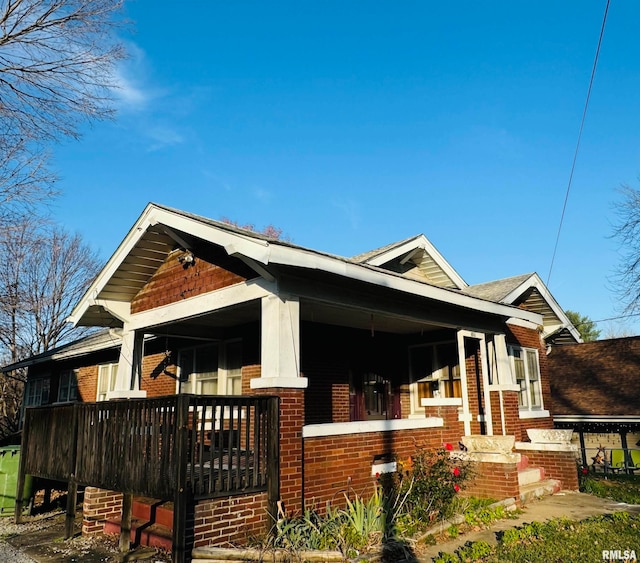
[253,187,273,203]
[112,41,151,111]
[145,125,185,152]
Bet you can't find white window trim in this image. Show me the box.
[97,363,119,401]
[408,340,460,415]
[508,345,545,416]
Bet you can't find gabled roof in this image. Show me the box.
[69,203,542,328]
[548,337,640,417]
[0,329,122,373]
[353,234,467,290]
[464,273,582,343]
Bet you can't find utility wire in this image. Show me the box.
[547,0,611,286]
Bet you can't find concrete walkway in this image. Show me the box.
[418,491,640,562]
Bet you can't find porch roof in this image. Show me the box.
[0,328,122,372]
[68,203,543,329]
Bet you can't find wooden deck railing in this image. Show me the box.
[16,393,280,561]
[19,394,279,499]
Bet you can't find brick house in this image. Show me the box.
[3,203,582,559]
[547,337,640,468]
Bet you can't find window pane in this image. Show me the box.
[225,341,242,395]
[199,378,218,395]
[512,349,527,407]
[526,350,542,407]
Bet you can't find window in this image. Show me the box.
[57,370,78,402]
[178,340,242,395]
[24,377,50,408]
[409,341,461,412]
[509,346,543,410]
[97,363,118,401]
[363,373,390,420]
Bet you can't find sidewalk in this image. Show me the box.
[417,491,640,562]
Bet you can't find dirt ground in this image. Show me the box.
[0,510,171,563]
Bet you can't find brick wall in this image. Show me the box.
[251,387,304,515]
[462,461,520,501]
[463,340,483,436]
[193,493,269,547]
[82,487,123,535]
[303,428,445,509]
[131,249,252,314]
[421,405,465,446]
[76,365,99,402]
[516,448,579,491]
[141,351,178,397]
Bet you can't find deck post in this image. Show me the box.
[64,404,80,539]
[64,477,78,539]
[119,493,133,552]
[14,408,31,524]
[173,394,190,563]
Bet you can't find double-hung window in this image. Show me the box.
[24,377,50,408]
[97,363,119,401]
[409,341,461,413]
[57,370,78,403]
[178,340,242,395]
[509,346,543,412]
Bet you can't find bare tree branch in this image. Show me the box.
[611,184,640,315]
[0,0,126,216]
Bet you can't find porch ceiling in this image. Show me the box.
[142,298,447,340]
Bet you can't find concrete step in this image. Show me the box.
[518,466,545,487]
[104,517,173,552]
[519,479,562,505]
[131,497,173,530]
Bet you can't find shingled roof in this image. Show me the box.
[547,337,640,417]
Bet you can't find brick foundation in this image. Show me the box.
[82,487,123,535]
[193,492,269,547]
[462,461,520,502]
[304,427,446,510]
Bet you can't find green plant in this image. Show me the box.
[457,540,492,561]
[390,443,473,522]
[434,551,460,563]
[447,524,459,538]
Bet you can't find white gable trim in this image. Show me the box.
[70,204,542,328]
[362,235,468,290]
[501,274,582,343]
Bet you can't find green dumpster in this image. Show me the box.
[0,446,32,516]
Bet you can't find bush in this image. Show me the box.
[382,443,473,524]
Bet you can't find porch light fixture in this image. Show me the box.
[178,251,195,268]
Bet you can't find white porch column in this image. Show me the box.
[456,330,472,436]
[457,330,493,436]
[107,329,147,400]
[251,294,308,389]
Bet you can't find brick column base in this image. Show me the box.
[82,487,123,535]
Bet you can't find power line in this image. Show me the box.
[547,0,611,287]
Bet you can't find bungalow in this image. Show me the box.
[2,203,582,561]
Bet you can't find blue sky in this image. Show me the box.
[53,1,640,336]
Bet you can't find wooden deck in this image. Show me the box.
[15,394,280,563]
